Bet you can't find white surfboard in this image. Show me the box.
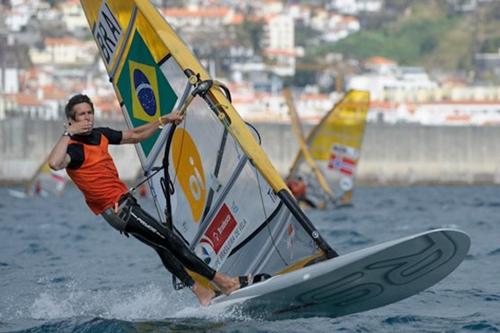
[210,228,470,319]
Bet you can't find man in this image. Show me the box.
[286,176,317,209]
[48,94,247,305]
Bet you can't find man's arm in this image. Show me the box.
[121,112,183,144]
[48,135,72,170]
[48,120,89,170]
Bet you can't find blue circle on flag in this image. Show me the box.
[133,69,157,116]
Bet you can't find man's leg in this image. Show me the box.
[103,205,217,305]
[124,203,217,280]
[132,232,196,286]
[126,204,243,294]
[108,197,242,295]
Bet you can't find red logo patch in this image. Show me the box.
[201,204,237,254]
[328,153,356,176]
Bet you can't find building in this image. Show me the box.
[475,49,500,80]
[29,37,96,66]
[262,14,296,76]
[60,0,89,35]
[347,66,439,102]
[161,6,238,30]
[0,34,23,95]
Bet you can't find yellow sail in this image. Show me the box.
[288,90,370,206]
[284,89,334,206]
[24,159,67,196]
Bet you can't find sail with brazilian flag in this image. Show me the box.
[80,0,337,289]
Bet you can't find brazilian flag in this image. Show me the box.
[116,31,177,157]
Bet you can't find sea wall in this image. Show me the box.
[0,118,140,184]
[1,118,500,185]
[254,122,500,185]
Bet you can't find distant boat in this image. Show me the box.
[9,159,67,198]
[286,90,370,208]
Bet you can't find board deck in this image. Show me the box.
[210,228,470,319]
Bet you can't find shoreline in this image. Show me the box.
[2,118,500,185]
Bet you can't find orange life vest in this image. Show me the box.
[286,179,307,198]
[67,134,128,215]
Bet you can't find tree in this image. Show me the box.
[234,17,264,54]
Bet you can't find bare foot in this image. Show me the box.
[212,273,250,295]
[191,283,216,306]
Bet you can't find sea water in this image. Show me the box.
[0,185,499,333]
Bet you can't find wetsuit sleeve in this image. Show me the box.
[98,127,123,145]
[66,144,84,169]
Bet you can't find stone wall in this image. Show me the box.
[1,118,500,185]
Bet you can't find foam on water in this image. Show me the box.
[27,282,193,321]
[1,186,500,332]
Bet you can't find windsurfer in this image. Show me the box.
[34,180,42,195]
[48,94,248,305]
[286,176,317,208]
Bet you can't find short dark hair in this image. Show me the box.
[65,94,94,120]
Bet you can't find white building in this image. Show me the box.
[29,37,97,66]
[4,6,32,32]
[262,14,296,76]
[0,35,20,94]
[256,0,284,16]
[411,101,500,126]
[231,87,288,121]
[295,92,336,122]
[60,0,89,33]
[161,6,237,29]
[347,67,439,102]
[287,3,312,26]
[322,14,360,42]
[329,0,383,15]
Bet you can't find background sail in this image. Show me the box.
[80,0,336,284]
[288,90,370,206]
[27,160,67,197]
[284,89,334,207]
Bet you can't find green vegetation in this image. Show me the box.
[303,0,500,72]
[234,18,264,54]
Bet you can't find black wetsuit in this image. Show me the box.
[102,195,216,288]
[69,128,215,288]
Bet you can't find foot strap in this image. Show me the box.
[238,273,272,288]
[239,275,252,288]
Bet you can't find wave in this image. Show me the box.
[487,248,500,256]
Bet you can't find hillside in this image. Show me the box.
[310,0,500,73]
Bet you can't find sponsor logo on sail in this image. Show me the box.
[200,204,237,254]
[171,128,206,222]
[328,144,357,176]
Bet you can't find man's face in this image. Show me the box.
[69,102,94,135]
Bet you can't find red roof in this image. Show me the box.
[45,37,82,46]
[42,85,66,100]
[263,49,296,56]
[365,56,396,66]
[163,7,230,18]
[14,94,42,106]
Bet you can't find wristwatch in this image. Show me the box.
[62,130,72,137]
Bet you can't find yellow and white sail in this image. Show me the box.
[288,90,370,207]
[80,0,337,287]
[284,89,334,207]
[26,159,67,197]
